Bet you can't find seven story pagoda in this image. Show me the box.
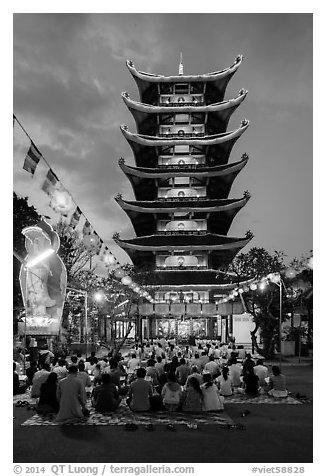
[114,54,253,341]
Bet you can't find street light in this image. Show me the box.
[269,272,287,370]
[67,287,88,359]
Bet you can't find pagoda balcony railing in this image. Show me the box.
[157,196,206,202]
[155,299,210,304]
[157,265,209,271]
[157,163,207,170]
[158,132,205,138]
[158,101,205,107]
[157,230,207,236]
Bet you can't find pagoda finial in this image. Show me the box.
[178,52,184,75]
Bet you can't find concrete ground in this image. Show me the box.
[13,364,313,464]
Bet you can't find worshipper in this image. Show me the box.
[154,356,165,377]
[216,366,233,397]
[185,365,204,387]
[243,365,259,397]
[92,373,122,413]
[53,358,68,381]
[56,365,88,424]
[127,353,140,374]
[254,359,269,386]
[191,352,202,371]
[268,365,288,398]
[183,345,192,360]
[155,343,164,359]
[175,358,191,386]
[204,355,220,376]
[36,372,59,415]
[77,361,92,388]
[161,372,183,412]
[31,363,51,398]
[200,373,224,411]
[92,364,103,386]
[13,362,28,395]
[128,367,153,412]
[228,357,242,388]
[86,351,96,364]
[159,363,171,388]
[181,376,202,412]
[237,345,246,360]
[199,351,210,370]
[38,346,54,367]
[26,360,38,386]
[242,353,256,376]
[146,359,160,386]
[170,355,180,375]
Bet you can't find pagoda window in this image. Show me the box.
[175,145,190,154]
[174,84,189,94]
[157,219,207,233]
[175,114,190,124]
[174,177,190,185]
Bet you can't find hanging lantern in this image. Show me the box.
[103,253,116,266]
[307,257,313,269]
[83,233,99,250]
[134,286,140,293]
[50,188,74,215]
[129,282,136,289]
[250,283,257,291]
[114,268,125,279]
[121,275,132,286]
[285,268,296,279]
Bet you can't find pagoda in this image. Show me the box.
[114,54,253,341]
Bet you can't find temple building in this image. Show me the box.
[114,55,254,342]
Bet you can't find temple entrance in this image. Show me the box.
[155,318,208,339]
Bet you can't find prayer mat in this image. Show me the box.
[21,400,235,427]
[223,394,302,404]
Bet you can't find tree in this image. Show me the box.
[13,192,42,333]
[228,247,287,358]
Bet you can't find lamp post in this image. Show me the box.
[271,272,284,370]
[67,287,88,359]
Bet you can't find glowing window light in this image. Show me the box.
[25,248,54,268]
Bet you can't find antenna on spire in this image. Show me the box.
[178,52,184,75]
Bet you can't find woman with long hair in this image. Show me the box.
[36,372,59,415]
[216,366,233,396]
[182,376,202,412]
[200,373,224,411]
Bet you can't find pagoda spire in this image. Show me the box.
[178,51,183,75]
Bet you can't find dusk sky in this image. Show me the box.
[13,13,313,266]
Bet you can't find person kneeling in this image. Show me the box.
[92,373,122,413]
[161,373,183,412]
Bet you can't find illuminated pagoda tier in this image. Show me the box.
[115,55,253,341]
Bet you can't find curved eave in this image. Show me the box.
[119,156,249,179]
[115,196,250,214]
[114,234,251,252]
[121,91,247,114]
[126,56,243,84]
[120,121,249,147]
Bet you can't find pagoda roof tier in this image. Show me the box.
[121,90,247,135]
[115,193,249,236]
[142,271,250,287]
[114,233,251,270]
[126,56,243,104]
[118,155,249,201]
[120,121,249,167]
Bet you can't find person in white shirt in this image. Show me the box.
[216,366,233,396]
[228,357,242,387]
[127,354,140,374]
[53,358,68,381]
[204,356,220,376]
[31,363,51,397]
[254,359,269,386]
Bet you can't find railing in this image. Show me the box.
[157,163,207,169]
[158,132,205,138]
[158,102,205,107]
[156,266,209,271]
[157,230,207,235]
[157,196,206,202]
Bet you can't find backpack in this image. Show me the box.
[163,385,180,404]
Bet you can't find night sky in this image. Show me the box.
[13,13,313,265]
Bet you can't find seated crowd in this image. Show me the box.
[13,339,289,423]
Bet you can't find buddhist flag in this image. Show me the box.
[42,169,59,196]
[70,206,82,229]
[94,232,104,255]
[23,141,42,176]
[82,220,91,236]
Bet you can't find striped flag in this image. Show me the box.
[23,142,42,175]
[82,220,91,236]
[41,169,59,195]
[70,206,82,229]
[94,232,104,255]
